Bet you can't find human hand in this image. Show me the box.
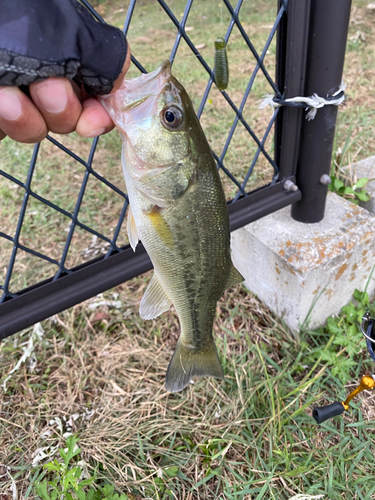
[0,45,131,144]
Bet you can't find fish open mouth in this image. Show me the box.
[99,60,173,130]
[117,60,172,112]
[129,60,172,88]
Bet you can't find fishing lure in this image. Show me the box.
[214,37,229,91]
[313,312,375,424]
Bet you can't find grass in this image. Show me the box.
[1,0,375,499]
[1,280,375,499]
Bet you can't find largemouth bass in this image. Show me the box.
[100,60,243,392]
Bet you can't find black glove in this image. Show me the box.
[0,0,128,95]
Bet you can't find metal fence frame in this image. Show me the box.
[0,0,351,339]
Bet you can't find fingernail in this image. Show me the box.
[35,82,68,113]
[0,88,22,121]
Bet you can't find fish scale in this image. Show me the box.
[100,60,243,392]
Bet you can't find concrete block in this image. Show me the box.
[344,155,375,214]
[231,192,375,332]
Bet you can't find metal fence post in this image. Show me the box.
[291,0,352,223]
[275,0,311,182]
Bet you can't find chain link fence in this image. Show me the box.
[0,0,352,338]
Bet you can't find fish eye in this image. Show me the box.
[161,106,183,130]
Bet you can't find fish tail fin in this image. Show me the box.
[165,339,224,393]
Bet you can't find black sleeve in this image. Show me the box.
[0,0,128,95]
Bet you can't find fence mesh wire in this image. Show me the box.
[0,0,286,304]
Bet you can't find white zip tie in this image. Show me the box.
[259,81,346,121]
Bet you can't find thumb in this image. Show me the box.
[111,43,132,94]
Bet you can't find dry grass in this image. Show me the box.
[0,280,296,499]
[2,277,375,499]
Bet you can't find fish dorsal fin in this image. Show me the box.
[225,263,245,289]
[127,205,139,251]
[140,273,172,320]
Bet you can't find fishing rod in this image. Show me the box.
[313,312,375,424]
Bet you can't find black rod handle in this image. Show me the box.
[313,402,345,424]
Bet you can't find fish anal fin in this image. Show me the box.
[165,339,224,393]
[225,263,245,289]
[127,205,139,251]
[140,273,172,320]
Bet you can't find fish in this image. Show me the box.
[100,60,244,392]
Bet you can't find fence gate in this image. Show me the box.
[0,0,352,338]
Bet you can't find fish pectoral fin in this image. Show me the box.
[165,339,224,393]
[225,263,245,289]
[145,207,174,250]
[127,205,139,251]
[139,273,172,320]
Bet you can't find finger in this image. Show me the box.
[0,129,6,141]
[29,78,82,135]
[112,43,132,93]
[75,98,114,138]
[0,86,47,143]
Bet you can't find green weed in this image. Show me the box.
[306,278,375,385]
[328,175,371,205]
[329,128,372,205]
[34,436,129,500]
